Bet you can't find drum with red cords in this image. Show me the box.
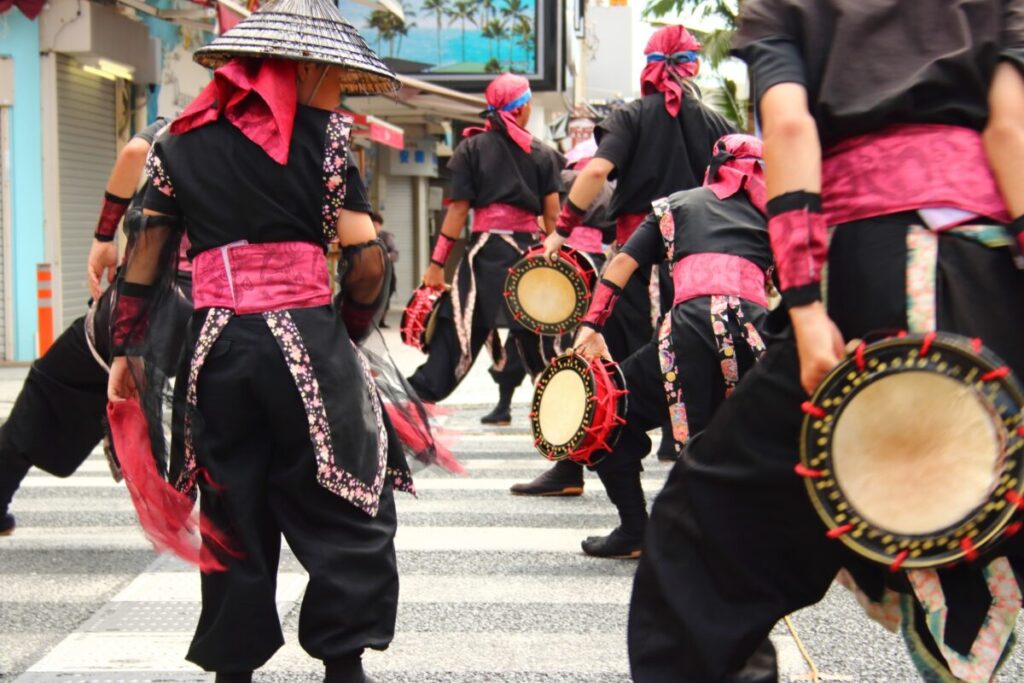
[505,245,597,336]
[798,332,1024,570]
[530,352,628,467]
[400,285,447,352]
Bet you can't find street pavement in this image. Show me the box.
[1,327,1023,682]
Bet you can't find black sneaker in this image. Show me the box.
[581,527,643,559]
[510,461,584,496]
[656,440,679,463]
[480,405,512,425]
[0,512,13,537]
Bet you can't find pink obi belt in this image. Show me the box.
[471,203,538,233]
[672,253,768,308]
[192,241,332,314]
[822,123,1011,227]
[567,226,604,254]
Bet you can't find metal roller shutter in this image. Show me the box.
[384,176,415,305]
[56,54,117,328]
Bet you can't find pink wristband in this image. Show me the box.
[581,278,622,332]
[431,233,457,267]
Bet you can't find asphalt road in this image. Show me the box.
[1,329,1022,681]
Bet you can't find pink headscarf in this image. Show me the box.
[173,59,299,165]
[641,25,702,118]
[703,134,766,215]
[463,73,534,154]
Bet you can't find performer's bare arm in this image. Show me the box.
[543,158,615,260]
[760,82,844,395]
[422,199,469,289]
[572,252,640,361]
[541,192,560,235]
[88,137,152,300]
[337,208,377,245]
[984,62,1024,217]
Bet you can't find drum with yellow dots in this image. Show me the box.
[797,332,1024,570]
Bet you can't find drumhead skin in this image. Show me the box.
[800,333,1024,569]
[505,246,597,336]
[530,353,628,466]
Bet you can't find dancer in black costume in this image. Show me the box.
[628,2,1024,681]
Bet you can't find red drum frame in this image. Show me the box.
[530,352,629,467]
[504,245,597,336]
[798,332,1024,571]
[400,285,447,352]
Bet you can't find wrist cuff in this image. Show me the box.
[95,193,133,239]
[768,196,828,294]
[766,191,822,217]
[555,199,587,238]
[581,278,622,332]
[781,283,823,308]
[430,233,457,268]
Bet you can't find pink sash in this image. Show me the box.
[567,226,604,254]
[192,241,331,314]
[672,253,768,307]
[471,203,538,233]
[822,124,1011,227]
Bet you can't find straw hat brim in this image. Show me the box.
[195,10,400,95]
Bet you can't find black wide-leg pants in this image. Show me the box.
[187,315,398,672]
[628,215,1024,682]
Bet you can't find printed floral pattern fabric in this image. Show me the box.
[906,225,938,334]
[146,149,175,198]
[264,310,388,516]
[906,559,1022,683]
[657,314,689,454]
[177,307,233,495]
[710,295,767,397]
[321,113,352,242]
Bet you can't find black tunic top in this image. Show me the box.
[143,106,371,257]
[733,0,1024,148]
[621,187,771,272]
[447,131,562,213]
[594,92,735,218]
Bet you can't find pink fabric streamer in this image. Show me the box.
[384,402,465,475]
[704,134,767,215]
[463,73,534,154]
[641,25,701,117]
[172,59,299,165]
[107,399,240,573]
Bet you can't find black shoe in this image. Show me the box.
[480,405,512,425]
[214,673,252,683]
[581,527,643,559]
[656,440,679,463]
[510,461,584,496]
[378,320,389,328]
[0,512,14,537]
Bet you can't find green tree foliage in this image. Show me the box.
[421,0,448,65]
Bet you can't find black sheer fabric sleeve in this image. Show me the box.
[447,141,476,202]
[620,214,665,269]
[1002,0,1024,74]
[342,159,373,213]
[133,117,170,146]
[594,105,639,180]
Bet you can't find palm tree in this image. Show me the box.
[421,0,448,65]
[479,0,495,30]
[367,9,398,55]
[395,1,417,56]
[513,15,534,70]
[446,0,477,62]
[500,0,530,68]
[485,19,509,67]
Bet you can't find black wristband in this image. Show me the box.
[766,191,822,217]
[93,232,115,242]
[781,283,823,308]
[104,191,131,206]
[566,198,586,216]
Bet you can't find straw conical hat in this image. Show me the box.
[194,0,400,95]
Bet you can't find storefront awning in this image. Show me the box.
[342,111,405,150]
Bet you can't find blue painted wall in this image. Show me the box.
[0,12,43,360]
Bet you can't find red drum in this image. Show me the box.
[799,332,1024,570]
[400,285,447,352]
[505,245,597,336]
[530,352,628,467]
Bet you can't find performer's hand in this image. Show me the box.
[88,240,118,300]
[544,232,567,262]
[573,326,611,361]
[790,302,845,395]
[108,356,137,402]
[422,263,448,290]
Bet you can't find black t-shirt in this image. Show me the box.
[143,106,372,257]
[621,187,771,272]
[447,130,562,213]
[733,0,1024,148]
[595,92,735,218]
